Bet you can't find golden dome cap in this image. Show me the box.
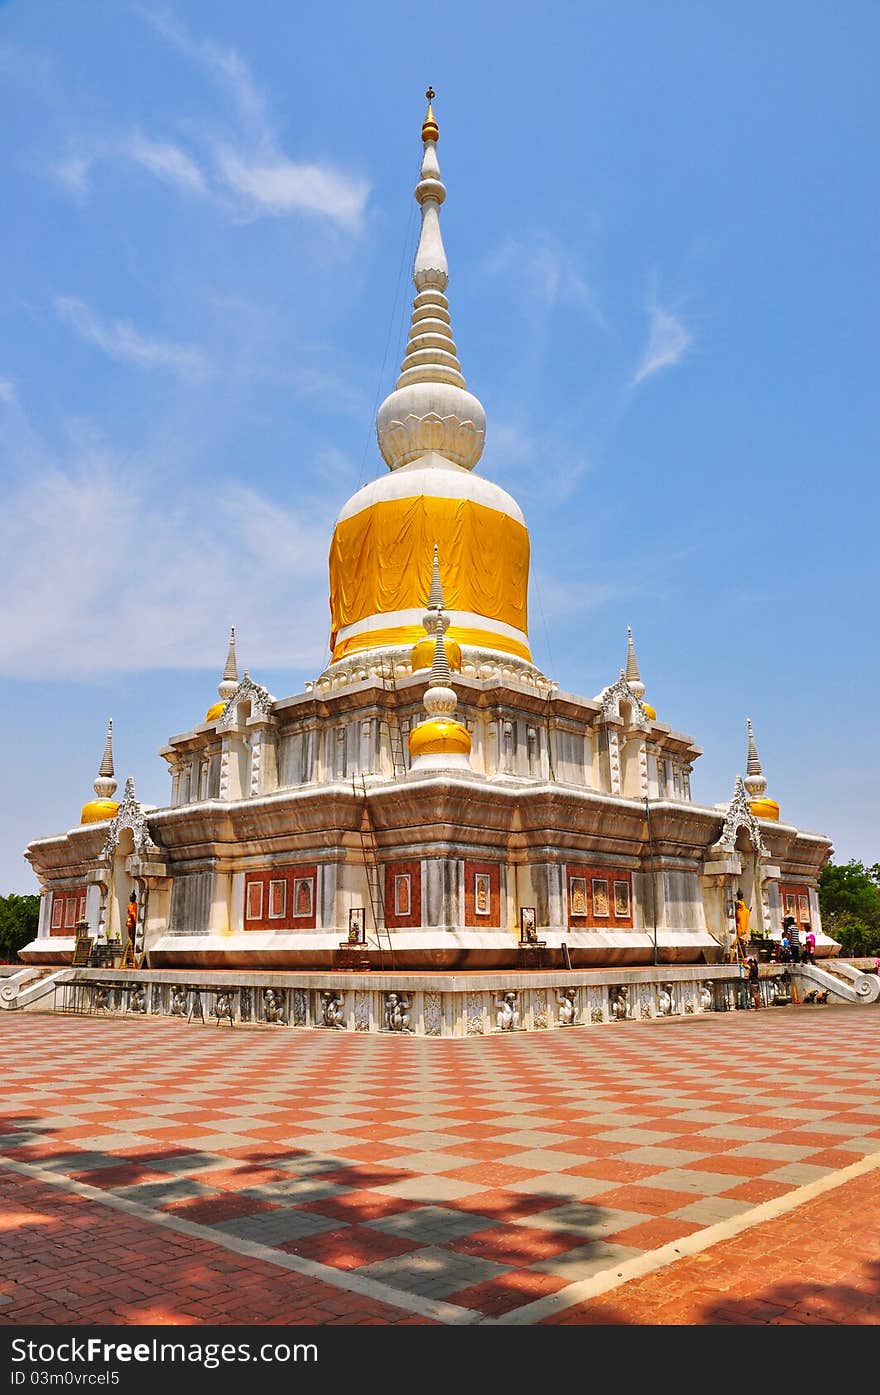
[409,718,471,757]
[81,798,119,825]
[642,701,657,721]
[749,796,780,821]
[421,87,439,143]
[411,635,461,673]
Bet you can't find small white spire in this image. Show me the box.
[744,717,767,798]
[219,626,238,700]
[94,719,117,801]
[625,626,645,699]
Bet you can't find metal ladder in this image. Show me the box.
[356,775,395,963]
[544,687,557,783]
[380,662,408,778]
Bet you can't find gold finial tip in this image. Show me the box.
[422,87,439,143]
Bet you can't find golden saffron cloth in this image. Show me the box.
[329,494,530,652]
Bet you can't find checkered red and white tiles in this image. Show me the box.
[2,1006,879,1322]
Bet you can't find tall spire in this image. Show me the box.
[376,90,487,472]
[98,718,115,781]
[81,718,119,823]
[744,718,766,796]
[427,542,445,610]
[221,626,238,694]
[409,546,472,770]
[205,626,240,722]
[743,717,780,821]
[625,626,645,698]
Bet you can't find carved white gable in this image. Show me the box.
[216,671,276,731]
[597,673,650,731]
[101,777,160,858]
[716,775,766,856]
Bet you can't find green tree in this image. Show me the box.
[0,893,40,962]
[819,860,880,957]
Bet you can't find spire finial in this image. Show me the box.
[625,626,645,699]
[98,718,114,779]
[428,543,445,609]
[744,716,768,799]
[82,717,118,819]
[219,626,239,700]
[422,87,439,143]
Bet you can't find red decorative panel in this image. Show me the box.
[464,861,501,928]
[567,865,633,928]
[50,887,87,936]
[243,866,317,930]
[779,883,812,934]
[384,860,422,929]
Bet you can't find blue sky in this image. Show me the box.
[1,1,877,890]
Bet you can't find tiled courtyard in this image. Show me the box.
[1,1004,879,1325]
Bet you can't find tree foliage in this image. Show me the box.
[819,860,880,957]
[0,893,40,962]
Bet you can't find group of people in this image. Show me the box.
[734,893,816,965]
[776,914,816,964]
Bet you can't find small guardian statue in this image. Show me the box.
[610,985,629,1020]
[214,991,235,1026]
[658,984,674,1016]
[129,985,147,1015]
[384,992,412,1033]
[700,982,714,1012]
[264,989,286,1025]
[321,991,345,1029]
[170,987,187,1017]
[556,989,576,1027]
[496,991,520,1031]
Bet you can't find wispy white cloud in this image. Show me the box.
[631,290,694,387]
[55,296,212,378]
[59,6,372,230]
[485,232,606,328]
[214,148,368,229]
[55,133,207,197]
[0,379,18,407]
[0,439,333,680]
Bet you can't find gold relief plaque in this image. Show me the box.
[245,881,263,921]
[613,880,630,918]
[570,877,587,916]
[269,879,287,919]
[475,873,491,915]
[592,879,610,917]
[395,874,411,917]
[797,894,809,921]
[294,878,314,918]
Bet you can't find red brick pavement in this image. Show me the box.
[2,1006,879,1325]
[542,1168,880,1325]
[0,1168,431,1325]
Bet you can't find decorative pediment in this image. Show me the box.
[597,673,650,730]
[101,777,160,858]
[216,671,276,731]
[713,775,766,857]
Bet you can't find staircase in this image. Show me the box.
[0,965,69,1011]
[796,961,880,1004]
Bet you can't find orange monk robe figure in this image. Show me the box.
[734,894,750,956]
[125,893,138,943]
